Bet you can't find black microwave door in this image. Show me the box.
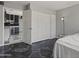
[14,15,19,25]
[11,27,19,35]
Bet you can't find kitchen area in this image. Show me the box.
[4,7,23,45]
[0,2,32,58]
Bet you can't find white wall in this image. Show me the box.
[0,5,4,46]
[4,2,24,10]
[30,4,56,15]
[56,4,79,36]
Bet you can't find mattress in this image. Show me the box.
[53,33,79,58]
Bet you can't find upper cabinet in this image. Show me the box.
[4,7,22,26]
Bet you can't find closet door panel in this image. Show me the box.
[32,11,50,43]
[31,11,39,43]
[23,10,31,44]
[38,12,50,40]
[50,15,56,39]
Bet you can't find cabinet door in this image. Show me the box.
[22,10,31,44]
[31,11,50,43]
[0,5,3,46]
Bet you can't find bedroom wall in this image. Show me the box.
[4,2,56,44]
[23,6,56,43]
[0,5,4,46]
[4,2,24,10]
[31,5,56,43]
[56,4,79,37]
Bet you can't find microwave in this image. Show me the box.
[10,27,19,35]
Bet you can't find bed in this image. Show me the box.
[53,33,79,58]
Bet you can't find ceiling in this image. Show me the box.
[4,1,28,10]
[30,1,79,11]
[4,1,79,11]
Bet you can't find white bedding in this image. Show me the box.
[53,33,79,58]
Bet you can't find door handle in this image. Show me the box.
[29,28,32,30]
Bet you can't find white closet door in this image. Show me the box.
[31,11,39,43]
[22,10,31,44]
[32,11,50,43]
[0,5,3,46]
[50,15,56,39]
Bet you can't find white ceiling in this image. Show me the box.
[4,1,79,11]
[30,1,79,11]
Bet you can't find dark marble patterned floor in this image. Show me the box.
[0,38,57,58]
[29,38,57,58]
[0,42,32,58]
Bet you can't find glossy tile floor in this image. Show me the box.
[0,38,57,58]
[0,42,32,58]
[29,38,57,58]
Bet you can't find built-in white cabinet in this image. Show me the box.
[23,9,56,44]
[22,10,31,44]
[4,7,23,45]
